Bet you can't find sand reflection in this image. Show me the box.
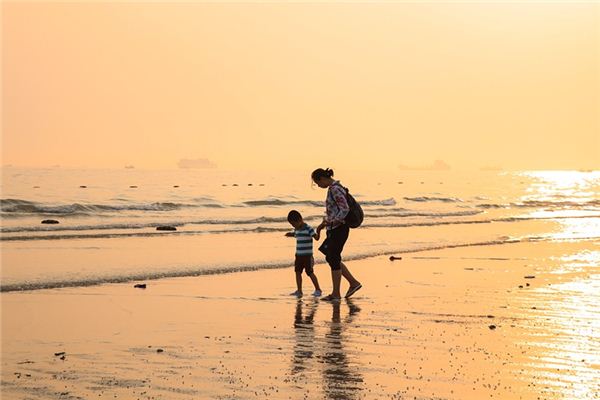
[320,299,363,400]
[291,299,318,375]
[290,299,364,399]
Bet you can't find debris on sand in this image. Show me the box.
[156,226,177,231]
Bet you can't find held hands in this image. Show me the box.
[316,221,327,236]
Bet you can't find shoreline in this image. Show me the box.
[2,232,589,293]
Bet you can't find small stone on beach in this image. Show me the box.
[156,349,164,353]
[156,226,177,231]
[488,325,497,330]
[134,284,147,289]
[389,256,402,261]
[524,275,535,279]
[41,219,59,224]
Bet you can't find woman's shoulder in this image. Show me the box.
[329,181,346,192]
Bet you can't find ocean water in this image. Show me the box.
[1,168,599,291]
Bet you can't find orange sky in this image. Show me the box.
[2,1,599,171]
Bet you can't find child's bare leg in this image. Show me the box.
[340,262,360,287]
[295,271,303,293]
[307,273,321,292]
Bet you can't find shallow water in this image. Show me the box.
[1,168,599,290]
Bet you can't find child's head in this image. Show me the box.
[287,210,303,229]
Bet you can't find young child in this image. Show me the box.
[287,210,322,297]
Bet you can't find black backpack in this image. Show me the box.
[335,183,364,228]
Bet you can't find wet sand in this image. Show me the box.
[2,239,599,399]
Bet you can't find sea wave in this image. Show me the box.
[477,199,600,209]
[0,210,484,234]
[242,198,396,207]
[4,214,598,242]
[0,198,224,215]
[1,196,398,216]
[404,196,463,203]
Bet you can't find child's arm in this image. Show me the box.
[285,231,295,237]
[309,225,319,241]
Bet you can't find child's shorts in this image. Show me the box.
[295,255,315,275]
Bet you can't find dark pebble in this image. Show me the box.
[173,185,179,188]
[79,185,87,188]
[156,226,176,231]
[41,219,59,224]
[129,185,138,188]
[524,275,535,279]
[54,352,66,357]
[389,256,402,261]
[156,349,164,353]
[134,284,147,289]
[488,325,497,330]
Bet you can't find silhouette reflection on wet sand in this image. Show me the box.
[291,298,318,375]
[291,298,364,399]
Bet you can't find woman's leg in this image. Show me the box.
[340,262,360,287]
[331,269,342,298]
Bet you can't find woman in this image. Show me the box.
[312,168,362,301]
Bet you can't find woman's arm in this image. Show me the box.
[328,185,350,226]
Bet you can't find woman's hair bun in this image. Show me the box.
[311,168,334,181]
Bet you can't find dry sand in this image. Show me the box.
[2,239,599,399]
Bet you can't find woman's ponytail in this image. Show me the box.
[311,168,334,182]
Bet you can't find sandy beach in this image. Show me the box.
[4,1,599,398]
[2,238,598,399]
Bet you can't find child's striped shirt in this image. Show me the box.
[294,223,316,255]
